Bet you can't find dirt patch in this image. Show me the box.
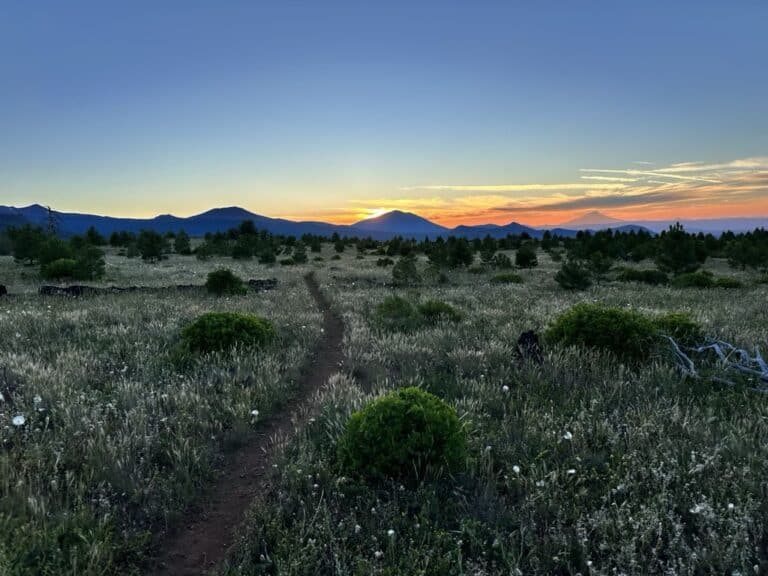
[148,272,343,575]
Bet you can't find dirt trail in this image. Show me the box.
[149,272,343,576]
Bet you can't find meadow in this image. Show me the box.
[2,246,768,575]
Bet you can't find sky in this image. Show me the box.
[1,1,767,226]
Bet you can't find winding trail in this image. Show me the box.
[149,272,343,576]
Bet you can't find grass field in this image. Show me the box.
[2,248,768,575]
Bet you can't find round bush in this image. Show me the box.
[416,299,463,324]
[554,260,592,291]
[374,295,419,331]
[41,258,77,280]
[653,312,704,345]
[545,304,657,362]
[180,312,275,354]
[205,268,247,296]
[338,387,467,483]
[491,272,523,284]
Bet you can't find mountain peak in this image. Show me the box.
[561,210,624,228]
[352,210,447,236]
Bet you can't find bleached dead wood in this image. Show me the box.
[664,336,768,391]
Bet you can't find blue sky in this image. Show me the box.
[1,1,767,224]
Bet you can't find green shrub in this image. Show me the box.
[392,254,420,286]
[205,268,247,296]
[546,304,705,361]
[652,312,704,344]
[714,276,743,289]
[490,253,513,269]
[376,257,394,267]
[545,304,657,362]
[671,270,715,288]
[279,257,295,266]
[669,270,741,289]
[491,272,523,284]
[374,295,419,331]
[515,244,538,268]
[338,387,467,483]
[180,312,275,354]
[467,265,485,274]
[41,258,77,280]
[616,267,669,285]
[417,300,463,324]
[554,260,592,291]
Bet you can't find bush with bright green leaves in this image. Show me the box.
[672,270,743,289]
[653,312,704,345]
[416,299,463,324]
[615,267,669,285]
[41,258,78,280]
[374,296,463,331]
[546,304,705,362]
[205,268,247,296]
[338,387,467,483]
[179,312,275,354]
[491,272,523,284]
[374,296,420,331]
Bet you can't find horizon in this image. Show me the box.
[2,2,767,226]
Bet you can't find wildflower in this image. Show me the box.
[374,550,384,560]
[485,445,492,452]
[535,480,545,487]
[727,503,735,510]
[251,409,259,417]
[512,465,521,474]
[502,385,510,393]
[354,524,362,534]
[567,468,576,475]
[12,414,26,427]
[387,529,395,538]
[33,395,42,405]
[562,430,573,441]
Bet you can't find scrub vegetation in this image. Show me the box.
[1,222,768,575]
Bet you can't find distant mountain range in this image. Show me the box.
[0,205,766,240]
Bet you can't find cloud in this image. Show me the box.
[389,155,768,225]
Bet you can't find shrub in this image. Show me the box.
[490,253,513,269]
[376,257,394,267]
[670,271,741,289]
[652,312,704,344]
[714,276,743,289]
[41,258,77,280]
[467,265,485,274]
[491,272,523,284]
[515,244,538,268]
[554,260,592,291]
[545,304,657,362]
[180,312,275,354]
[374,295,419,331]
[615,267,669,285]
[546,303,705,361]
[417,300,463,324]
[338,387,467,483]
[279,257,295,266]
[392,254,420,286]
[205,268,247,296]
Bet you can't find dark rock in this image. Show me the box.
[248,278,278,291]
[516,330,543,364]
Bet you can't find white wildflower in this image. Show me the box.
[387,529,395,538]
[354,524,362,534]
[562,430,573,441]
[12,414,26,427]
[502,385,510,393]
[512,465,521,474]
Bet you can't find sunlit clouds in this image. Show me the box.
[321,156,768,226]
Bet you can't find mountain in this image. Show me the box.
[351,210,448,238]
[559,210,625,229]
[453,221,544,239]
[1,204,765,239]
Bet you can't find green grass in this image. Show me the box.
[3,248,768,575]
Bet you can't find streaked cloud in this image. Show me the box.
[345,155,768,226]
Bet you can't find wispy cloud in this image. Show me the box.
[377,156,768,226]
